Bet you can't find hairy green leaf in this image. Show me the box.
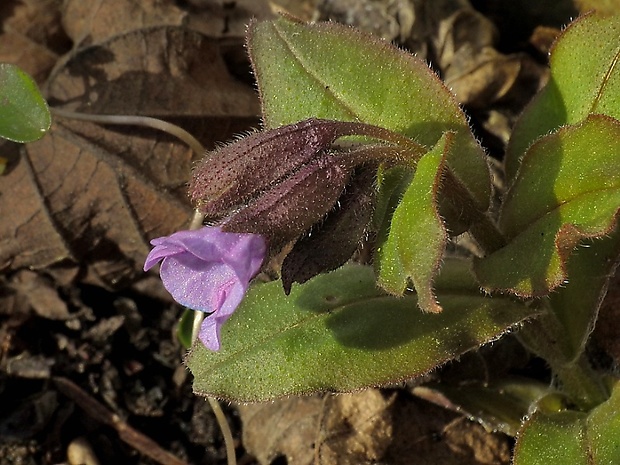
[514,410,589,465]
[545,231,620,363]
[247,15,491,213]
[377,133,450,312]
[514,382,620,465]
[506,12,620,180]
[475,115,620,296]
[187,261,535,402]
[0,63,50,143]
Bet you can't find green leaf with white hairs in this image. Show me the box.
[187,260,536,402]
[376,132,451,312]
[475,115,620,296]
[514,381,620,465]
[506,12,620,180]
[247,15,491,215]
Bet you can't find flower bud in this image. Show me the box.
[190,118,341,218]
[189,118,421,219]
[281,166,376,293]
[221,153,352,247]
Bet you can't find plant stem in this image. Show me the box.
[186,209,237,465]
[50,107,206,156]
[441,170,506,254]
[206,397,237,465]
[553,355,610,411]
[519,312,610,411]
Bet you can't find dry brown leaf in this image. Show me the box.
[239,396,323,465]
[184,0,274,38]
[1,24,260,288]
[61,0,187,46]
[8,270,70,320]
[315,390,394,465]
[47,26,258,117]
[239,390,510,465]
[240,391,393,465]
[432,3,522,107]
[61,0,273,47]
[0,0,67,83]
[384,393,510,465]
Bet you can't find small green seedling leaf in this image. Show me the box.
[0,63,50,143]
[506,12,620,179]
[475,115,620,296]
[187,260,536,402]
[247,15,491,215]
[514,381,620,465]
[377,132,450,312]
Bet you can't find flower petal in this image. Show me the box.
[198,315,222,351]
[145,226,266,351]
[143,242,186,271]
[159,252,237,312]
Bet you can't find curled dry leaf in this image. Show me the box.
[62,0,273,47]
[0,0,67,83]
[1,25,260,288]
[239,391,393,465]
[239,390,510,465]
[432,3,524,108]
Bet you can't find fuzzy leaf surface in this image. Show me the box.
[475,115,620,296]
[0,63,50,143]
[187,261,535,402]
[545,230,620,363]
[247,16,491,213]
[506,12,620,180]
[377,133,450,312]
[514,382,620,465]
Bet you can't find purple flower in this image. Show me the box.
[144,227,266,351]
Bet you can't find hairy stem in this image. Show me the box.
[519,311,609,411]
[442,170,506,254]
[206,397,238,465]
[553,355,610,411]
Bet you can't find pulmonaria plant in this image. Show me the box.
[147,118,421,350]
[181,12,620,465]
[144,227,265,350]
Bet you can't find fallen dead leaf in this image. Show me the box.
[239,389,509,464]
[315,390,394,465]
[0,0,68,83]
[384,392,510,465]
[61,0,186,46]
[62,0,273,47]
[239,396,323,465]
[1,23,260,288]
[8,270,70,320]
[432,3,523,107]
